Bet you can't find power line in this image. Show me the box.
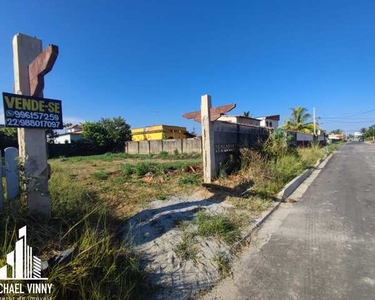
[321,119,375,124]
[321,108,375,119]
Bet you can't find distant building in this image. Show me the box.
[217,114,280,129]
[328,133,345,142]
[131,125,194,141]
[54,124,83,144]
[217,115,261,126]
[66,124,83,134]
[255,115,280,129]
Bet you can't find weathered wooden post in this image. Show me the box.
[11,33,59,216]
[201,95,215,183]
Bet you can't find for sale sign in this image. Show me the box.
[2,92,63,129]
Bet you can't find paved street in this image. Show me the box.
[202,142,375,300]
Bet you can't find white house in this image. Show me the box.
[54,124,83,144]
[217,115,261,126]
[255,115,280,129]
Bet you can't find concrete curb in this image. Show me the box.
[231,153,333,253]
[276,154,328,201]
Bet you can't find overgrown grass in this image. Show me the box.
[120,163,134,176]
[59,151,201,163]
[195,211,241,245]
[0,166,145,299]
[298,143,325,167]
[239,136,327,197]
[326,142,342,153]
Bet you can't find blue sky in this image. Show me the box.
[1,0,375,134]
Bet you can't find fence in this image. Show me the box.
[213,121,270,172]
[124,138,202,155]
[0,147,20,209]
[289,131,327,147]
[200,95,327,183]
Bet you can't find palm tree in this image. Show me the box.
[243,111,251,117]
[283,107,314,133]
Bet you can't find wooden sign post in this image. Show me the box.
[12,33,59,216]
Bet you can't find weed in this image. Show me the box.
[178,174,200,185]
[228,196,272,214]
[175,233,198,261]
[157,194,168,200]
[270,154,304,185]
[298,143,325,168]
[326,142,342,154]
[196,211,241,244]
[159,151,169,158]
[0,167,144,299]
[134,162,152,176]
[213,252,231,276]
[92,171,109,180]
[120,163,134,176]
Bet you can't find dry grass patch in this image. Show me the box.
[49,155,203,218]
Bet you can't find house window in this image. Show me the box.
[270,122,273,127]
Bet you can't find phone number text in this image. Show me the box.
[6,118,61,128]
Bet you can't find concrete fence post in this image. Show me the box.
[201,94,216,183]
[13,33,52,216]
[5,147,19,200]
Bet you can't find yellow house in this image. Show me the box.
[131,125,192,141]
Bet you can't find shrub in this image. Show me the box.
[134,162,152,176]
[263,129,295,158]
[120,163,134,176]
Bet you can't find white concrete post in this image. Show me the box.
[13,33,51,216]
[5,147,19,200]
[201,94,216,183]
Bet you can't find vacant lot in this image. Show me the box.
[49,152,203,217]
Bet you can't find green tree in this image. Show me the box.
[0,127,18,150]
[330,129,343,134]
[282,107,314,133]
[364,125,375,140]
[243,111,251,117]
[82,117,131,151]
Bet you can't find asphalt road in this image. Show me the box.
[202,142,375,300]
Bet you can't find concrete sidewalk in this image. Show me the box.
[201,142,375,300]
